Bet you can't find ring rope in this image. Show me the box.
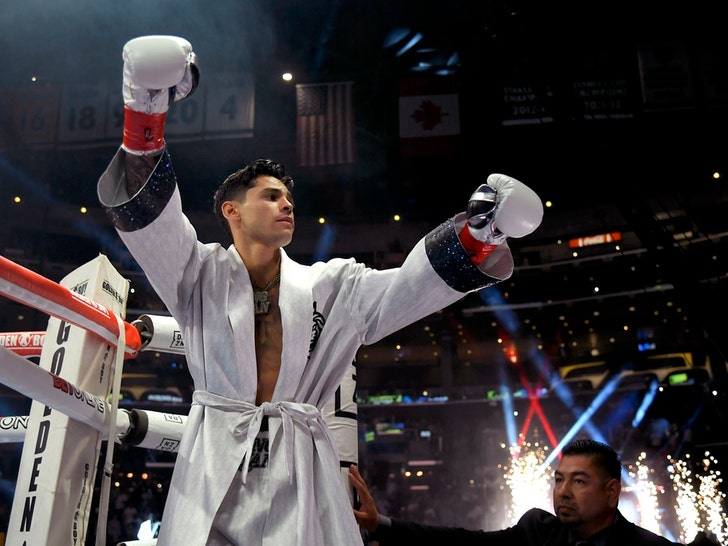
[95,312,127,545]
[0,255,142,357]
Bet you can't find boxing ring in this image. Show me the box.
[0,253,359,545]
[0,253,191,545]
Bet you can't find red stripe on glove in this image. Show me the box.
[458,224,498,265]
[122,106,167,154]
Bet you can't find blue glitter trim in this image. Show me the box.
[425,218,499,293]
[103,149,177,232]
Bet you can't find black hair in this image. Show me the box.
[212,158,294,238]
[561,438,622,481]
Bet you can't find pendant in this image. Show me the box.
[252,270,280,316]
[254,290,271,315]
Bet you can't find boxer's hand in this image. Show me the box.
[121,35,199,155]
[473,174,543,239]
[459,174,543,264]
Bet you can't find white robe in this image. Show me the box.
[98,148,514,545]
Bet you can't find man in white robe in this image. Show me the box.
[97,36,543,546]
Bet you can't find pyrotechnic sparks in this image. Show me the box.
[625,452,664,535]
[502,440,552,523]
[669,451,727,544]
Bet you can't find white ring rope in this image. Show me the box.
[96,312,127,545]
[0,345,115,430]
[0,340,188,451]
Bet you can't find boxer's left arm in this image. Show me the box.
[458,173,543,265]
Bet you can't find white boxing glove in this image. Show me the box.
[459,174,543,264]
[121,35,199,155]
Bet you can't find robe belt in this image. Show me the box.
[192,391,323,484]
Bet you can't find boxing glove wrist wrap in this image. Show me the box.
[122,106,167,155]
[458,223,498,265]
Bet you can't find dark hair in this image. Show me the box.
[561,438,622,481]
[212,158,294,238]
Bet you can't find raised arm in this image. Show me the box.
[118,35,199,198]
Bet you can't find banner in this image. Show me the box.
[296,81,356,167]
[399,77,460,158]
[0,72,255,151]
[638,42,694,110]
[567,78,634,120]
[0,331,45,357]
[500,81,556,126]
[697,43,728,107]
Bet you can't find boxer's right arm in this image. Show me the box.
[120,35,199,196]
[124,153,158,196]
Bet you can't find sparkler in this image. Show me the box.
[669,451,727,544]
[625,452,665,535]
[502,439,552,523]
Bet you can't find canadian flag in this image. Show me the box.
[399,77,460,158]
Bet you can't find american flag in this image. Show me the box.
[296,81,356,167]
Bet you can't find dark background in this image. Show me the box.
[0,0,726,541]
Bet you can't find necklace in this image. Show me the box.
[253,271,281,315]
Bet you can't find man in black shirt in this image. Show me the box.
[349,438,718,545]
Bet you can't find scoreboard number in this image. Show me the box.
[204,73,255,137]
[58,84,109,144]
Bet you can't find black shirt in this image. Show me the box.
[372,508,678,546]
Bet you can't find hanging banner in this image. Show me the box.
[638,41,695,110]
[501,81,556,126]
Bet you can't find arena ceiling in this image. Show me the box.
[1,0,727,379]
